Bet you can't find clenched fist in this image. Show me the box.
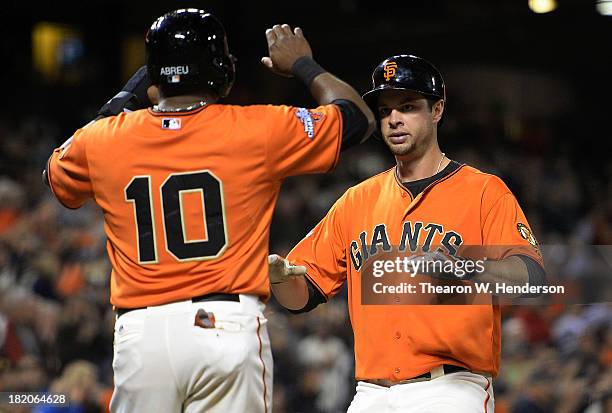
[261,24,313,77]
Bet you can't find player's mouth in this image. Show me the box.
[387,132,410,144]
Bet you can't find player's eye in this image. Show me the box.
[399,104,414,112]
[378,107,391,118]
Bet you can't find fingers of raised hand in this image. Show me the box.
[272,24,285,38]
[280,24,293,36]
[265,28,276,46]
[270,24,294,41]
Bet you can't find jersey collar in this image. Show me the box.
[395,160,462,198]
[392,161,465,215]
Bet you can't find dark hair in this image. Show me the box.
[425,97,442,111]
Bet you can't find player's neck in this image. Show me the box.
[157,94,218,111]
[395,146,447,182]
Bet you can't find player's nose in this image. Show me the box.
[387,109,404,128]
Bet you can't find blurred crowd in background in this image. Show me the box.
[0,97,610,413]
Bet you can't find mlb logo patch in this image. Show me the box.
[162,118,182,130]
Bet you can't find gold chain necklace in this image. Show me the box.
[435,152,446,174]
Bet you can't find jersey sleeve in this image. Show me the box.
[286,192,348,299]
[265,104,342,179]
[481,180,543,266]
[47,127,93,209]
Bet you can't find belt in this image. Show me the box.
[365,364,468,387]
[115,293,240,318]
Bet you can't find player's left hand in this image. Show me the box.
[268,254,307,285]
[261,24,313,77]
[96,66,154,119]
[407,251,477,281]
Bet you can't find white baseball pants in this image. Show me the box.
[109,295,272,413]
[347,371,494,413]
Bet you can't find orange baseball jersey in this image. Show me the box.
[48,103,342,308]
[287,163,543,380]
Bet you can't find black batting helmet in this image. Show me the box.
[146,9,235,98]
[362,54,445,114]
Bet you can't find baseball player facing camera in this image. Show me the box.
[44,8,375,413]
[270,54,546,412]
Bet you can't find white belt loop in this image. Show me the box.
[430,366,445,379]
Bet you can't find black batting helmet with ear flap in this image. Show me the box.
[362,54,445,116]
[146,9,235,98]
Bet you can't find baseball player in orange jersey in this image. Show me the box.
[43,9,375,413]
[269,54,546,412]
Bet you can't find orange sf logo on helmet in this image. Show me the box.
[383,62,398,81]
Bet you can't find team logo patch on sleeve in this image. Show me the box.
[517,223,541,256]
[162,118,182,130]
[294,108,324,139]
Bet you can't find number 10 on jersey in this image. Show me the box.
[124,170,228,263]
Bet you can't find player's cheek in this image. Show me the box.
[379,122,391,140]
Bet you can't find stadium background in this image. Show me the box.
[0,0,611,412]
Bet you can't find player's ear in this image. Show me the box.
[431,99,444,124]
